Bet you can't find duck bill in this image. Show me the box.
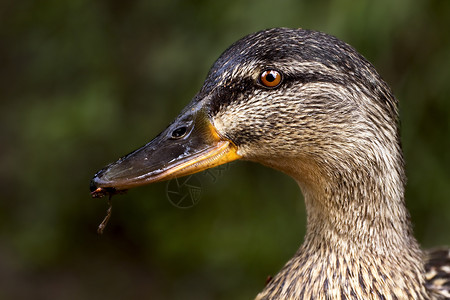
[90,108,241,198]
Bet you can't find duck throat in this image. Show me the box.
[300,149,418,254]
[257,153,431,299]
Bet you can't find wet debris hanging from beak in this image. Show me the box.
[97,195,113,235]
[91,187,128,234]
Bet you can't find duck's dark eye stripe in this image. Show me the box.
[285,71,345,86]
[171,127,187,139]
[209,77,255,115]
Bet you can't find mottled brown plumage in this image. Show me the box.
[91,28,449,299]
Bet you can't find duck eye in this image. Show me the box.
[260,70,282,88]
[171,126,187,139]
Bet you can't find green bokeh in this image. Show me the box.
[1,0,449,299]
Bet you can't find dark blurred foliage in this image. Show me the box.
[0,0,449,299]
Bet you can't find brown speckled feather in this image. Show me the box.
[425,249,450,298]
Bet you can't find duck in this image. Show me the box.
[90,28,450,299]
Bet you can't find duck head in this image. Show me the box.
[90,28,402,201]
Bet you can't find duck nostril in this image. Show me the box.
[171,126,187,139]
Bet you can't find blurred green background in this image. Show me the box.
[1,0,449,299]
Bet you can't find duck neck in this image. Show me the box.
[256,154,430,299]
[264,148,420,253]
[300,165,416,254]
